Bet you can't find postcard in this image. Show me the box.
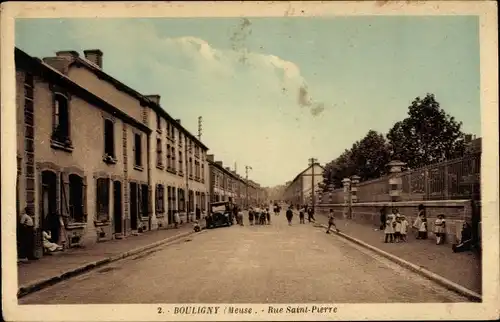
[1,1,498,321]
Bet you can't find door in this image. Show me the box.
[130,182,138,230]
[113,181,122,234]
[41,171,58,238]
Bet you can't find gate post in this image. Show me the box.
[342,178,351,219]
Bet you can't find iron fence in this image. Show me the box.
[400,152,481,201]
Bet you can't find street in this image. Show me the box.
[19,211,469,304]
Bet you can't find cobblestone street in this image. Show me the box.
[20,213,470,304]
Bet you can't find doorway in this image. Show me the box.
[113,181,122,234]
[130,182,138,230]
[41,171,58,240]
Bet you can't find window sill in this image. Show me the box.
[134,165,144,172]
[156,213,165,218]
[51,140,74,153]
[156,164,165,170]
[103,155,117,164]
[178,172,184,177]
[167,169,177,175]
[67,222,86,230]
[94,220,110,226]
[157,129,162,134]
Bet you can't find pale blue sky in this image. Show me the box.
[15,16,480,187]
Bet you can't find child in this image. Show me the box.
[418,218,428,239]
[394,215,402,243]
[299,208,305,224]
[193,220,201,232]
[400,215,409,242]
[326,209,339,234]
[434,214,446,245]
[384,214,395,243]
[286,207,293,226]
[260,211,266,225]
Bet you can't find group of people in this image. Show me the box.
[379,204,447,245]
[248,205,273,225]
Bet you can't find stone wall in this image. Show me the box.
[316,200,473,244]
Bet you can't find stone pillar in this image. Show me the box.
[387,160,406,202]
[350,175,360,204]
[328,184,335,204]
[342,178,351,219]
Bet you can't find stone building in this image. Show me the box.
[283,163,325,206]
[15,47,151,249]
[207,155,238,203]
[15,47,210,256]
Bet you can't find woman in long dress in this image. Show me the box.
[434,214,446,245]
[43,231,63,252]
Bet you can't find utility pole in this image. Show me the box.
[197,116,203,141]
[245,165,252,209]
[309,158,318,213]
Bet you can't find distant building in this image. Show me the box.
[283,163,325,206]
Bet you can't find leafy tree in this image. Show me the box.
[387,94,466,169]
[350,130,391,181]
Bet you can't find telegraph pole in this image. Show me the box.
[309,158,318,213]
[197,116,203,140]
[245,165,252,209]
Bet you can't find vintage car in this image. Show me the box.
[206,201,234,229]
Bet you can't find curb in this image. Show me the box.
[17,228,207,299]
[319,223,482,302]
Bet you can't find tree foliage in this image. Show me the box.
[387,94,466,169]
[322,93,466,189]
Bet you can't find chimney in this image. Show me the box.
[175,119,181,125]
[42,57,71,74]
[464,134,473,143]
[225,167,231,172]
[83,49,103,68]
[207,154,214,162]
[215,161,223,167]
[146,95,161,105]
[56,50,80,59]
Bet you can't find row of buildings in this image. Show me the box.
[15,47,264,252]
[283,162,325,206]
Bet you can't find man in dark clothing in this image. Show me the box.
[379,206,387,230]
[286,207,293,225]
[195,206,201,221]
[307,207,315,223]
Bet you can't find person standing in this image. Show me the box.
[266,207,271,224]
[379,206,387,230]
[326,209,338,234]
[19,207,35,261]
[195,206,201,221]
[174,210,180,229]
[286,206,294,226]
[413,204,426,238]
[384,214,395,243]
[434,214,446,245]
[248,208,254,226]
[299,207,305,224]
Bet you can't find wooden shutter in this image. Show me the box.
[155,185,159,213]
[61,173,71,221]
[148,185,153,216]
[138,185,143,217]
[82,176,88,223]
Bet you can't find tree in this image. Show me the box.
[387,94,466,169]
[349,130,391,181]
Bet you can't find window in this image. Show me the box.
[179,134,183,147]
[189,158,193,178]
[166,144,171,170]
[156,184,165,215]
[104,119,115,159]
[166,122,171,138]
[52,93,71,145]
[68,174,85,223]
[201,193,206,211]
[178,151,183,175]
[156,113,161,131]
[156,138,163,168]
[201,164,205,182]
[178,188,185,211]
[134,133,142,167]
[96,178,110,222]
[171,147,176,172]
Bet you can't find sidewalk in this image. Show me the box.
[18,224,196,295]
[315,214,481,294]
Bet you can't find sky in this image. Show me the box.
[15,16,480,187]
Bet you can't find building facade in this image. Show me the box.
[15,47,210,256]
[283,163,325,206]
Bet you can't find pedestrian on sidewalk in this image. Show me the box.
[400,215,409,242]
[260,210,266,225]
[266,208,271,224]
[326,209,339,234]
[174,211,180,229]
[418,218,428,240]
[394,214,402,243]
[384,214,395,243]
[196,206,201,221]
[413,204,427,239]
[286,207,293,226]
[237,209,244,226]
[379,206,387,230]
[299,207,305,224]
[19,207,35,261]
[248,208,254,225]
[434,214,446,245]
